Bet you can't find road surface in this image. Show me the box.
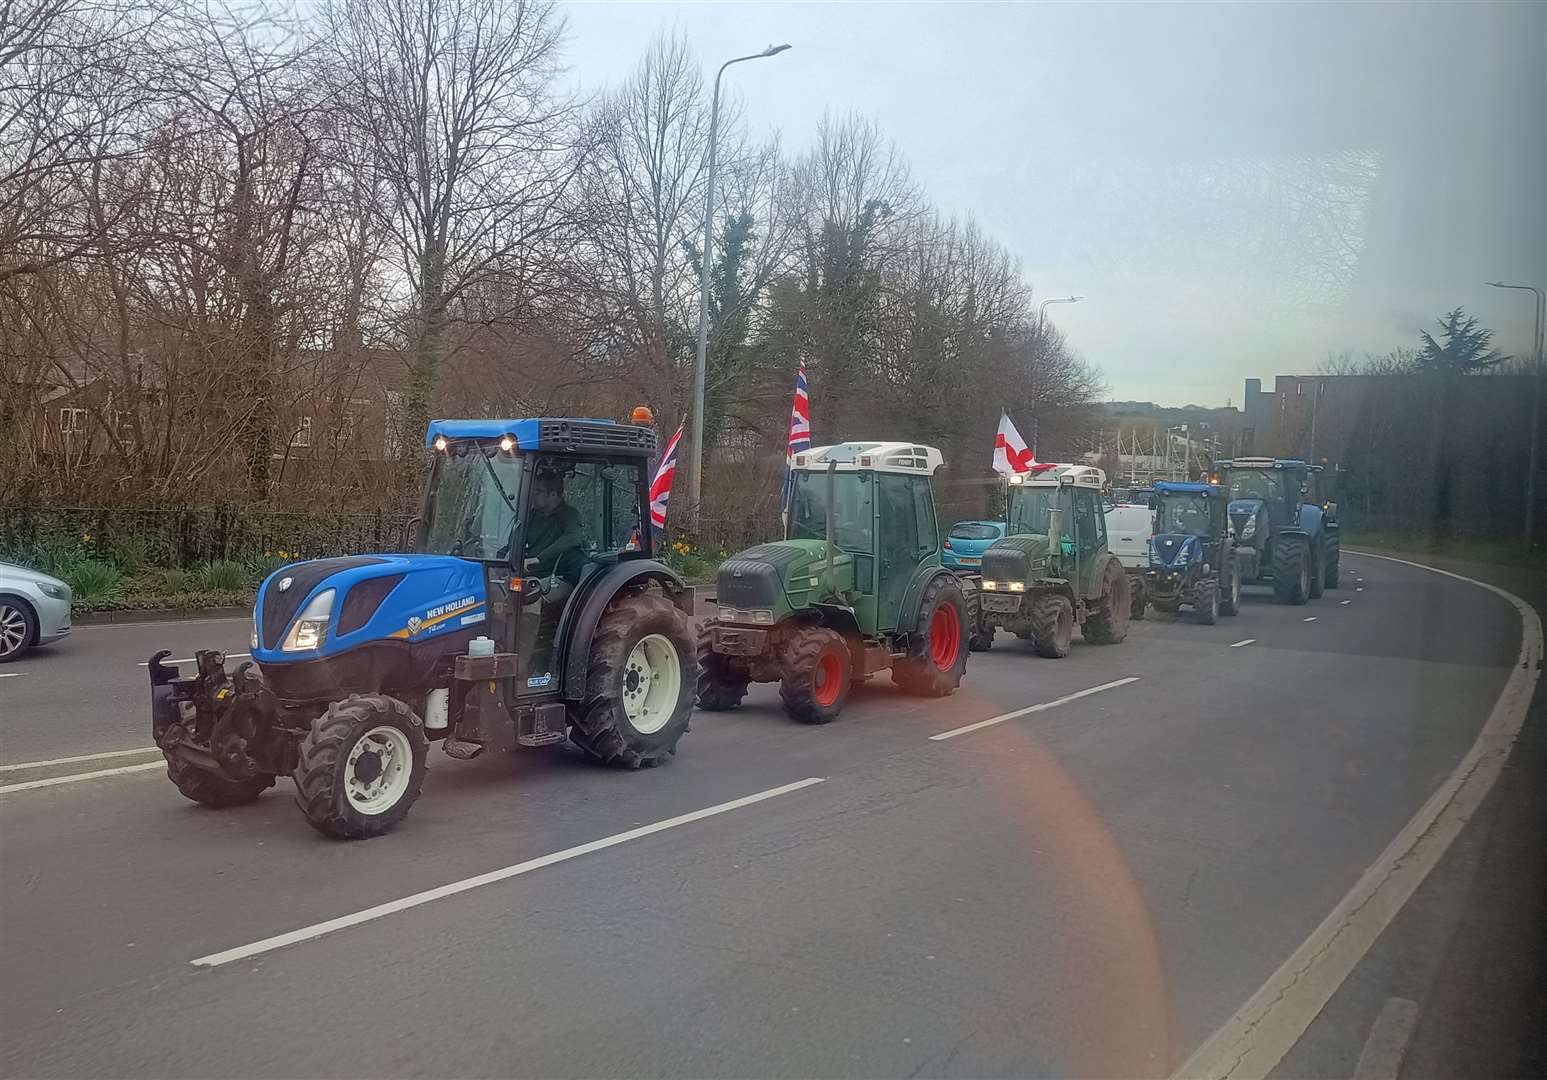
[0,553,1526,1078]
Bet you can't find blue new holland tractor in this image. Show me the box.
[147,416,698,838]
[1216,457,1340,606]
[1143,481,1240,624]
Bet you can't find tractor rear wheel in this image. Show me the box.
[1325,549,1341,589]
[1273,539,1311,605]
[1194,576,1219,625]
[893,574,969,696]
[1219,558,1241,616]
[779,627,851,723]
[570,590,695,767]
[1307,544,1325,599]
[1130,576,1148,620]
[1029,593,1075,658]
[165,756,274,808]
[696,624,749,711]
[1081,560,1131,644]
[294,694,427,839]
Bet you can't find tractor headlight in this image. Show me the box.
[282,589,336,651]
[251,609,260,650]
[718,607,774,626]
[1007,581,1026,593]
[982,580,998,591]
[1239,517,1256,540]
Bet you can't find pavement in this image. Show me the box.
[0,552,1532,1079]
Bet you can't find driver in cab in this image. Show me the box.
[523,469,585,662]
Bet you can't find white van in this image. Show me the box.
[1104,503,1153,570]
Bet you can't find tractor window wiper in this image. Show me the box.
[479,448,519,511]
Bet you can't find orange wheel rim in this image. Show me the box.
[814,652,844,707]
[930,603,960,670]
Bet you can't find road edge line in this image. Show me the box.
[0,760,165,794]
[190,776,827,968]
[1171,550,1542,1080]
[928,677,1140,741]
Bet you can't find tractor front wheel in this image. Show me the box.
[294,694,427,839]
[966,585,995,652]
[1081,560,1131,644]
[1194,576,1219,625]
[696,624,749,711]
[571,590,695,767]
[1273,539,1311,605]
[1030,594,1075,658]
[1130,576,1148,620]
[1219,558,1241,616]
[1325,549,1341,589]
[779,627,852,723]
[893,574,969,696]
[1308,544,1325,599]
[165,756,274,808]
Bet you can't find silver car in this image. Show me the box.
[0,561,73,662]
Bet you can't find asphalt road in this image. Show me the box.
[0,553,1525,1078]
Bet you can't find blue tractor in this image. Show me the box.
[1143,481,1240,624]
[147,416,698,838]
[1216,457,1340,606]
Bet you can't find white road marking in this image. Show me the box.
[191,776,828,968]
[1353,997,1421,1080]
[0,746,160,773]
[0,761,164,794]
[1341,599,1353,605]
[138,653,249,667]
[1303,616,1317,622]
[1173,551,1542,1080]
[1229,639,1256,648]
[928,677,1140,742]
[1357,587,1365,592]
[0,672,23,679]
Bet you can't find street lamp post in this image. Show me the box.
[1038,295,1084,329]
[1487,281,1545,545]
[686,43,791,523]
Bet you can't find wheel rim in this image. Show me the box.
[0,604,26,657]
[623,633,681,734]
[929,603,960,670]
[814,651,844,707]
[345,725,414,815]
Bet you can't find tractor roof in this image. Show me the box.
[424,417,656,457]
[1010,463,1105,488]
[1217,457,1317,470]
[793,442,945,475]
[1154,481,1223,496]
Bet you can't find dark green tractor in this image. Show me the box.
[698,442,971,723]
[973,464,1131,657]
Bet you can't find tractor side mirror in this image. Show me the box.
[400,515,421,551]
[520,577,547,605]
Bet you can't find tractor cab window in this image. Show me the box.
[422,443,524,561]
[525,457,642,584]
[1158,493,1213,536]
[1073,487,1103,553]
[1007,485,1062,537]
[789,471,874,553]
[1226,469,1281,503]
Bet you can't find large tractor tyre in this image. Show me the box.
[1325,549,1341,590]
[965,587,995,652]
[1194,576,1219,625]
[164,755,275,808]
[1152,597,1182,614]
[696,624,749,711]
[294,694,428,839]
[1082,561,1132,645]
[1130,578,1148,621]
[1273,539,1311,605]
[1219,559,1241,617]
[571,590,696,768]
[778,627,852,723]
[1307,544,1325,599]
[1029,594,1075,658]
[893,574,970,697]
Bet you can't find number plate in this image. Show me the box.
[981,593,1022,614]
[958,556,981,565]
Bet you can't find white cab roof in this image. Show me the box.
[1009,463,1106,488]
[794,442,946,475]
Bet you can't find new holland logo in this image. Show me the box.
[277,576,293,592]
[406,615,423,636]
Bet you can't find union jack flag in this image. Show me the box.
[648,422,683,534]
[780,361,811,512]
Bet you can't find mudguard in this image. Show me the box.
[559,559,691,701]
[896,563,956,637]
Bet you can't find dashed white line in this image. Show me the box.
[1357,587,1364,592]
[1229,639,1256,648]
[928,677,1140,741]
[1303,616,1317,622]
[0,672,23,679]
[0,760,164,795]
[191,776,827,967]
[0,746,160,773]
[1341,599,1352,605]
[138,652,249,667]
[1353,996,1421,1080]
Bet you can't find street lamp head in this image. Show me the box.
[763,43,792,56]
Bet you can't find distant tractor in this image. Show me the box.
[974,464,1131,657]
[148,416,697,838]
[698,442,970,724]
[1143,481,1240,623]
[1217,457,1340,605]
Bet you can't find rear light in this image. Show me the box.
[943,538,952,549]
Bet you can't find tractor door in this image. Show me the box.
[874,473,938,633]
[515,455,644,694]
[1072,486,1106,598]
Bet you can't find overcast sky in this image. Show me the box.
[562,1,1545,407]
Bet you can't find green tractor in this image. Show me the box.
[698,442,971,723]
[973,464,1132,656]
